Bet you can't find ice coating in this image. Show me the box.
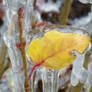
[71,43,91,86]
[6,0,26,10]
[24,0,41,33]
[41,67,59,92]
[3,33,25,92]
[85,61,92,88]
[28,27,90,69]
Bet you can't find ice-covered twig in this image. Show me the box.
[17,8,30,92]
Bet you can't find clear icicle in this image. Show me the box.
[71,49,90,86]
[41,68,59,92]
[3,33,25,92]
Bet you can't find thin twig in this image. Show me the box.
[18,8,30,92]
[60,0,73,25]
[0,41,7,79]
[0,0,2,3]
[4,57,11,71]
[0,57,10,79]
[89,86,92,92]
[32,71,36,92]
[0,41,7,65]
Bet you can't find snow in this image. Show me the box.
[36,0,63,12]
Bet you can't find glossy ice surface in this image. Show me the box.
[28,28,90,69]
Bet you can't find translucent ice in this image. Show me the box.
[41,68,59,92]
[85,61,92,88]
[71,47,90,86]
[3,33,25,92]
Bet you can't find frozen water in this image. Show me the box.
[3,33,25,92]
[6,0,26,10]
[80,68,88,83]
[71,51,85,86]
[58,67,71,87]
[0,80,11,92]
[71,43,91,86]
[85,61,92,88]
[71,73,79,86]
[24,0,41,33]
[41,68,59,92]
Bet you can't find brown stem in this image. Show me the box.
[0,41,7,65]
[0,41,7,79]
[4,57,11,71]
[89,86,92,92]
[72,82,82,92]
[32,71,36,92]
[31,15,36,30]
[0,57,10,79]
[0,67,4,79]
[0,0,2,4]
[60,0,73,25]
[18,8,30,92]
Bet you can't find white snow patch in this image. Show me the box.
[37,0,64,12]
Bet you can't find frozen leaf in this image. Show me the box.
[28,30,90,69]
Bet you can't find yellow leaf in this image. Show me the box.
[28,30,90,69]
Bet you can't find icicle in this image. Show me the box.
[71,43,91,86]
[41,68,59,92]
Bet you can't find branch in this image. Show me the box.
[0,41,7,79]
[3,57,11,72]
[60,0,73,25]
[72,82,83,92]
[0,0,2,3]
[0,41,7,65]
[0,57,10,79]
[18,8,30,92]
